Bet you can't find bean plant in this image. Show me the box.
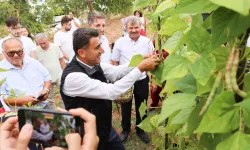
[130,0,250,149]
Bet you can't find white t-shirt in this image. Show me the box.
[36,43,63,82]
[100,35,111,64]
[71,18,81,32]
[54,31,75,62]
[111,35,154,80]
[0,35,36,57]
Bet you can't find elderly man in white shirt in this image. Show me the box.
[0,17,36,61]
[0,38,51,110]
[87,11,111,64]
[111,16,154,143]
[60,28,159,150]
[35,33,66,109]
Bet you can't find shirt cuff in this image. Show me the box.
[127,67,142,80]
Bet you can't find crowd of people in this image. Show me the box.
[0,10,161,150]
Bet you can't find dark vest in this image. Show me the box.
[60,57,112,150]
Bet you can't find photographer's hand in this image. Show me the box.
[45,108,99,150]
[0,117,33,150]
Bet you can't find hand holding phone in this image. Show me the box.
[1,108,98,150]
[18,108,84,148]
[37,93,47,101]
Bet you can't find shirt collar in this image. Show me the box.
[2,56,30,70]
[75,57,98,75]
[126,35,141,43]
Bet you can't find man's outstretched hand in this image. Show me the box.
[137,56,160,72]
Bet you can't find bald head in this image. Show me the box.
[2,38,24,68]
[2,38,23,51]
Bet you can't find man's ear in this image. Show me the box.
[77,49,86,58]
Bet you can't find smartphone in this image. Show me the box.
[37,93,47,101]
[18,108,84,148]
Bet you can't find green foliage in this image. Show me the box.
[216,131,250,150]
[0,2,16,24]
[159,15,188,36]
[209,0,250,16]
[128,54,144,67]
[195,91,239,133]
[162,31,184,54]
[159,93,196,124]
[190,54,216,86]
[211,7,250,49]
[134,0,250,149]
[175,0,218,14]
[94,0,134,15]
[175,74,197,94]
[161,54,191,81]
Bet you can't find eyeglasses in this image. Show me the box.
[4,49,24,57]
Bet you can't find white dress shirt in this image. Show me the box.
[40,123,50,134]
[63,58,142,100]
[0,35,36,57]
[100,35,111,64]
[0,57,51,108]
[32,130,53,142]
[111,35,154,80]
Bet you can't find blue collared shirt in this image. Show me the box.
[0,57,51,109]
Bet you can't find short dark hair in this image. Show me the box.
[134,10,143,17]
[73,28,99,55]
[61,16,71,26]
[87,11,106,25]
[5,17,19,27]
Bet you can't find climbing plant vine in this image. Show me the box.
[131,0,250,149]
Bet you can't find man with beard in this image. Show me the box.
[0,17,36,61]
[54,16,75,63]
[88,11,111,64]
[111,16,154,143]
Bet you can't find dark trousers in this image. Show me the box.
[121,76,149,132]
[102,127,125,150]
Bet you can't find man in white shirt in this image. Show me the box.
[35,33,66,109]
[111,16,154,143]
[69,12,81,32]
[87,11,111,64]
[0,38,51,109]
[60,28,159,150]
[32,117,54,142]
[40,119,51,134]
[54,16,75,62]
[0,17,36,61]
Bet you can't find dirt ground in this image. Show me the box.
[104,17,124,44]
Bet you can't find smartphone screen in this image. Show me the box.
[18,108,83,148]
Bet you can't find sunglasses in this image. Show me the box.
[4,49,24,57]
